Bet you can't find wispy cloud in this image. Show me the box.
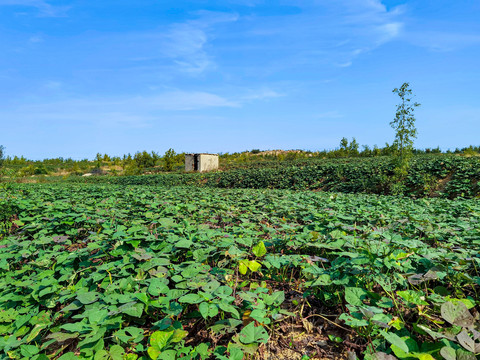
[0,0,69,17]
[160,11,238,75]
[233,0,405,72]
[315,111,343,119]
[408,31,480,52]
[28,35,44,43]
[242,87,284,100]
[0,90,239,128]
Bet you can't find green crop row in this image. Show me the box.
[1,184,480,359]
[66,155,480,199]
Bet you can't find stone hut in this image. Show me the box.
[185,153,219,172]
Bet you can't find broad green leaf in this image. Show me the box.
[397,290,428,306]
[20,344,39,357]
[121,303,144,318]
[149,330,174,351]
[239,260,249,275]
[148,278,169,296]
[345,287,368,306]
[247,260,261,272]
[176,239,193,248]
[229,347,244,360]
[312,274,332,286]
[238,322,269,344]
[381,330,409,353]
[218,302,240,319]
[171,329,188,342]
[252,241,267,257]
[178,293,203,304]
[109,345,125,360]
[76,292,99,305]
[147,347,161,360]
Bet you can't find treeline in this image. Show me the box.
[0,149,184,176]
[219,139,480,169]
[1,140,479,177]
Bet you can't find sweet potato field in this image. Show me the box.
[1,184,480,359]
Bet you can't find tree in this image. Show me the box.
[391,82,420,164]
[390,82,420,194]
[348,138,359,156]
[95,153,103,168]
[0,145,4,168]
[163,148,177,172]
[340,137,349,152]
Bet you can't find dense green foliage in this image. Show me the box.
[1,184,480,359]
[2,143,479,177]
[68,156,480,199]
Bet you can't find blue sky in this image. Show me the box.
[0,0,479,159]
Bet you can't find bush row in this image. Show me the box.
[67,155,480,198]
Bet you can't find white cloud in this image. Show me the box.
[408,31,480,52]
[316,111,343,119]
[237,0,405,70]
[0,0,69,17]
[160,12,238,75]
[376,22,403,44]
[144,91,239,110]
[242,88,284,100]
[335,61,353,68]
[29,35,43,43]
[0,90,239,128]
[43,80,62,89]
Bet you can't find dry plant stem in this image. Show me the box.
[303,314,351,332]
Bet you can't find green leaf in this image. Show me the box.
[178,293,203,304]
[199,302,209,319]
[238,322,269,344]
[252,241,267,257]
[218,302,240,319]
[147,347,161,360]
[148,278,169,296]
[397,290,428,306]
[345,287,368,306]
[20,344,40,357]
[149,330,174,351]
[109,345,125,360]
[312,274,332,286]
[239,259,249,275]
[176,239,193,248]
[76,292,99,305]
[26,324,47,342]
[113,327,144,343]
[381,330,409,353]
[94,350,109,360]
[121,302,144,318]
[269,291,285,306]
[171,329,188,342]
[247,260,261,272]
[158,350,177,360]
[229,347,244,360]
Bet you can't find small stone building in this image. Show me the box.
[185,153,219,172]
